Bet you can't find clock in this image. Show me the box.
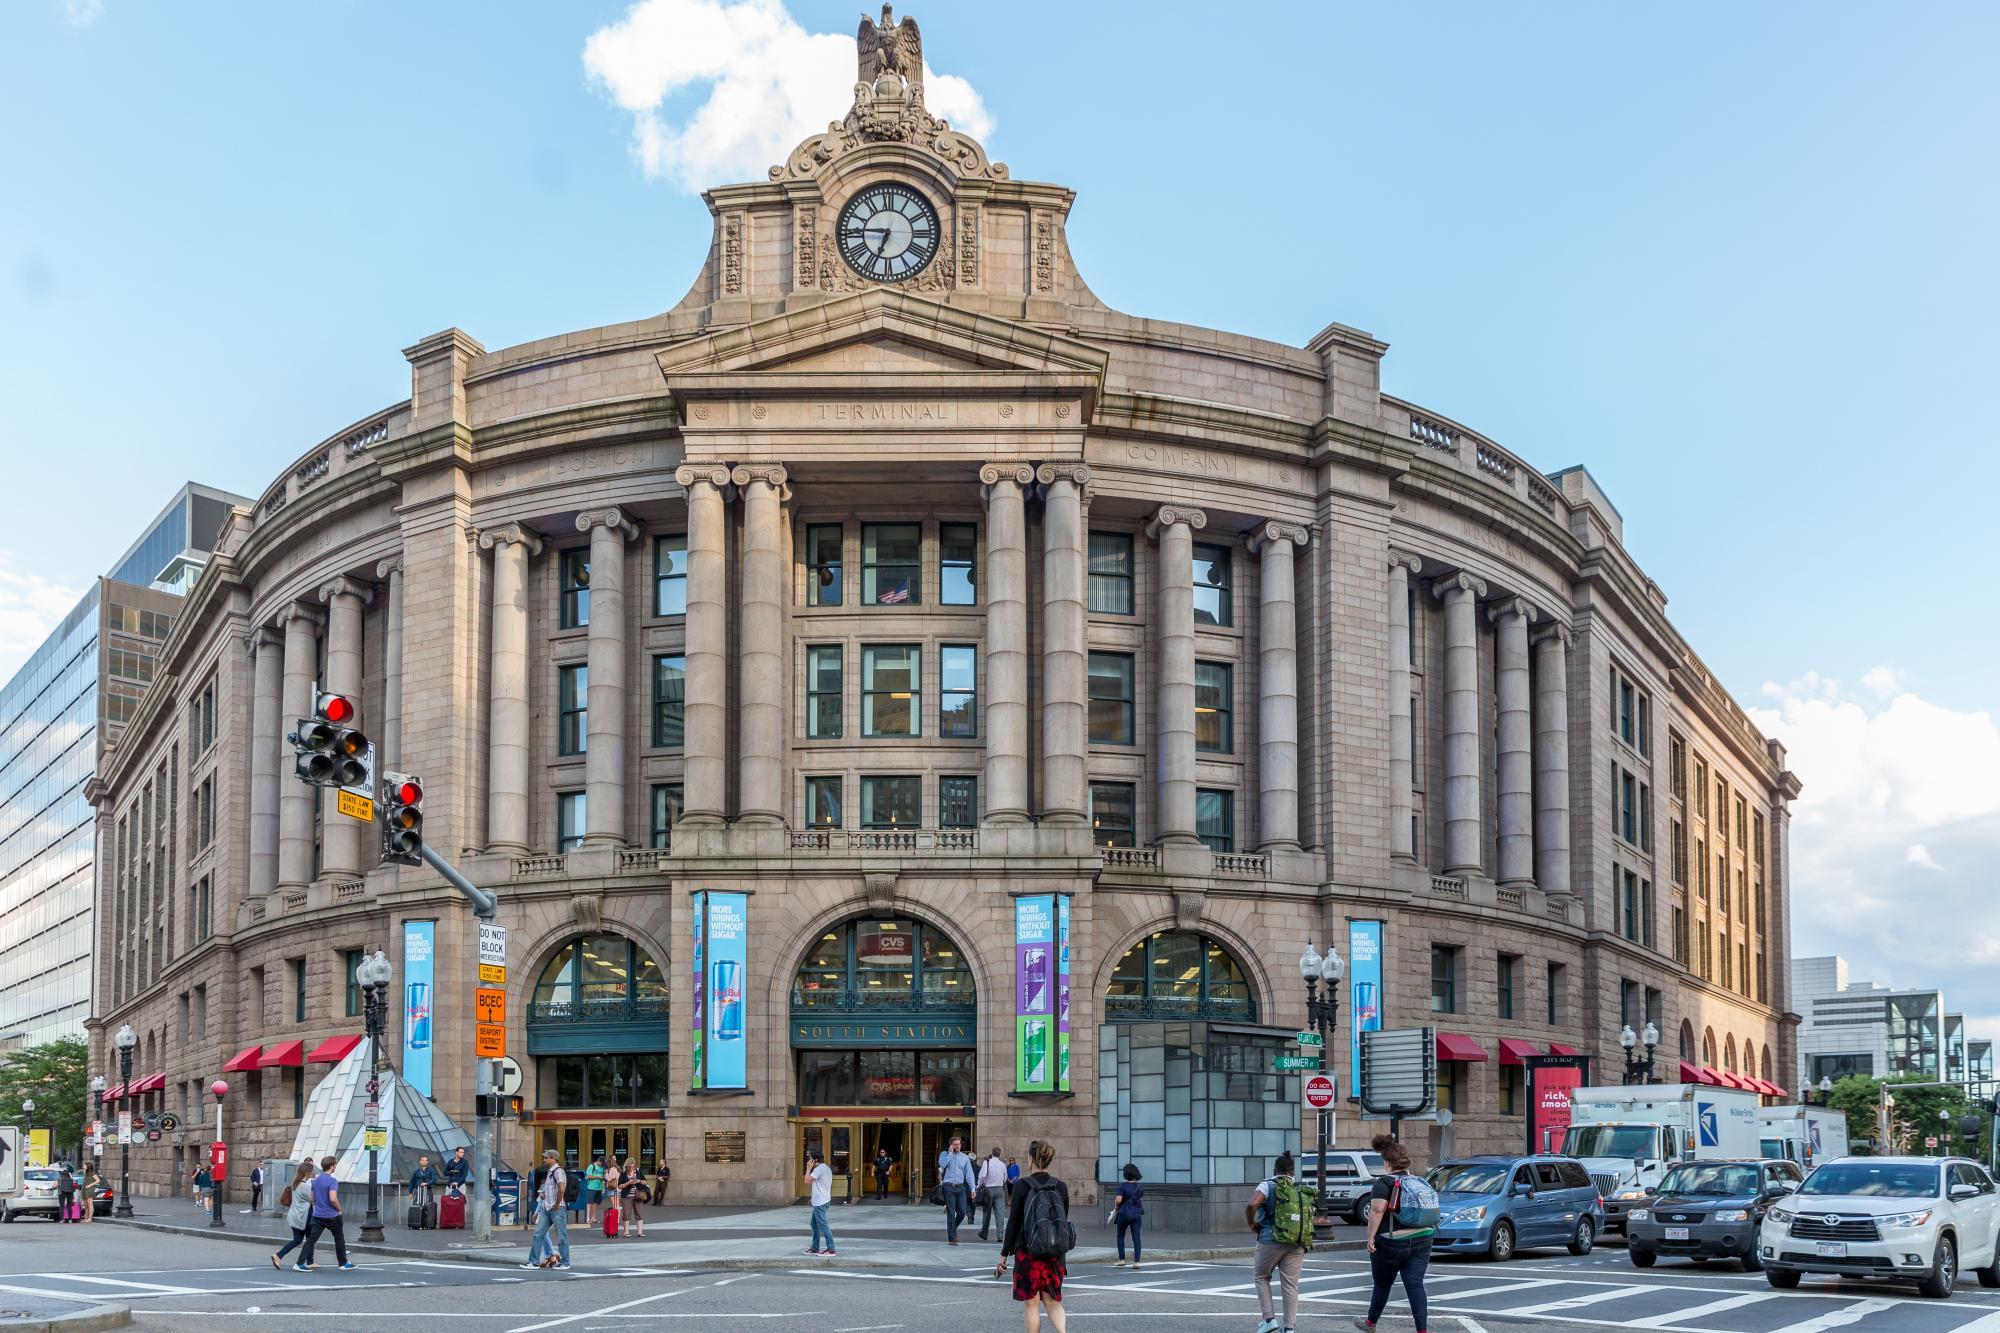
[836,184,941,283]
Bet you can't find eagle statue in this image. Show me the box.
[857,4,922,84]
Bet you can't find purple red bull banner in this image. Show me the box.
[1014,895,1070,1092]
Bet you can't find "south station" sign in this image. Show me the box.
[791,1018,974,1048]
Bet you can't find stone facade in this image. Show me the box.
[85,20,1797,1205]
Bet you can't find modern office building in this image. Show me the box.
[0,483,247,1050]
[87,17,1799,1210]
[1793,953,1970,1088]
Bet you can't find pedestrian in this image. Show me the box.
[654,1162,671,1208]
[996,1139,1072,1332]
[1353,1134,1437,1333]
[249,1163,265,1214]
[873,1146,893,1201]
[584,1152,606,1224]
[976,1146,1009,1241]
[522,1148,572,1270]
[409,1153,440,1226]
[602,1159,623,1239]
[55,1164,77,1223]
[79,1164,100,1225]
[1110,1163,1144,1268]
[803,1147,837,1256]
[272,1160,318,1269]
[194,1163,215,1217]
[444,1145,471,1192]
[622,1163,650,1238]
[1246,1151,1312,1333]
[299,1154,357,1271]
[936,1135,976,1244]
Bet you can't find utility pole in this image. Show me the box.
[421,844,499,1246]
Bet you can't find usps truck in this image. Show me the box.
[1562,1084,1761,1233]
[1757,1104,1850,1169]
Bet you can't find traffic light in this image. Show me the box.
[381,772,425,865]
[290,689,371,788]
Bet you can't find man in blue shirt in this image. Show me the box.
[935,1136,977,1245]
[298,1156,356,1270]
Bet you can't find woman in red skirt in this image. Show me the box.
[996,1139,1071,1332]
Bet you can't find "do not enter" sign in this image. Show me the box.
[1303,1073,1336,1110]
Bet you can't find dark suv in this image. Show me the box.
[1627,1157,1802,1270]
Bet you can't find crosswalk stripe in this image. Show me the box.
[1622,1291,1776,1328]
[1757,1298,1901,1333]
[0,1282,117,1304]
[39,1274,204,1293]
[1430,1278,1568,1302]
[1503,1284,1656,1316]
[1942,1308,2000,1331]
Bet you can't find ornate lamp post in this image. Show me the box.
[208,1079,229,1229]
[1620,1022,1660,1086]
[1811,1075,1834,1107]
[114,1023,137,1216]
[356,949,394,1243]
[1299,941,1344,1239]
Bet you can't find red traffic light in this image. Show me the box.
[394,779,423,805]
[319,693,355,724]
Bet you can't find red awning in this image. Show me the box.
[1766,1082,1789,1098]
[221,1046,263,1073]
[132,1073,165,1094]
[1547,1043,1580,1057]
[307,1035,364,1064]
[260,1040,306,1068]
[1680,1061,1720,1085]
[1754,1078,1782,1096]
[1498,1038,1541,1067]
[1436,1032,1491,1063]
[1717,1070,1749,1090]
[102,1083,125,1101]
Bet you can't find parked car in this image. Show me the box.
[1299,1148,1386,1224]
[1427,1155,1605,1262]
[1627,1157,1801,1270]
[1759,1155,2000,1298]
[1,1169,63,1222]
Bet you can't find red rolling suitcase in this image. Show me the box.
[438,1189,466,1230]
[603,1204,620,1238]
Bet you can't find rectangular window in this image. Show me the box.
[806,775,842,828]
[862,523,921,605]
[1089,782,1136,848]
[650,784,683,850]
[939,644,978,738]
[805,524,844,607]
[1695,758,1708,817]
[653,536,687,616]
[1670,735,1687,801]
[1497,954,1517,1020]
[1735,796,1748,848]
[1622,868,1639,941]
[1642,879,1656,949]
[1720,932,1732,989]
[344,949,363,1018]
[861,775,921,828]
[1754,812,1766,867]
[559,548,590,629]
[1618,672,1634,745]
[557,792,586,852]
[1639,783,1653,852]
[1673,906,1687,963]
[1437,1061,1461,1115]
[1699,927,1712,980]
[939,522,977,606]
[196,875,212,942]
[862,645,920,737]
[1620,979,1639,1028]
[1546,962,1565,1024]
[1195,661,1233,753]
[1717,776,1729,827]
[1500,1065,1523,1116]
[1088,652,1135,744]
[651,654,685,748]
[558,664,587,755]
[293,958,307,1023]
[1671,819,1687,884]
[1191,543,1232,627]
[1697,838,1708,900]
[1087,532,1134,615]
[806,645,843,739]
[1619,769,1637,844]
[1740,943,1750,998]
[290,1067,304,1118]
[1718,854,1729,911]
[199,682,216,752]
[1645,987,1663,1029]
[1638,694,1651,757]
[1431,945,1459,1014]
[1195,788,1234,853]
[939,775,978,828]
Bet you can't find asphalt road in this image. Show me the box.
[9,1222,2000,1331]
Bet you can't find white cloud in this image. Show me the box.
[64,0,103,26]
[1905,844,1940,869]
[583,0,993,193]
[1861,665,1901,698]
[0,552,85,682]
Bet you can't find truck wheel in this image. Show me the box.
[1488,1220,1516,1263]
[1568,1217,1596,1256]
[1918,1235,1958,1299]
[1766,1268,1802,1289]
[1629,1247,1656,1268]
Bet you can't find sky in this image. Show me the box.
[2,1,1996,1035]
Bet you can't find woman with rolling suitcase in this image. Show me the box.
[601,1161,622,1239]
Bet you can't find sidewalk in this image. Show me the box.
[107,1197,1360,1271]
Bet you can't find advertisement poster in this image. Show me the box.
[690,893,707,1089]
[1526,1055,1590,1156]
[1014,895,1069,1092]
[1057,894,1072,1092]
[401,920,436,1097]
[698,892,749,1090]
[1348,920,1384,1095]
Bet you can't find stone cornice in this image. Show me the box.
[575,507,640,542]
[1091,391,1313,457]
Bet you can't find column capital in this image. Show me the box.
[1145,504,1208,539]
[675,463,732,491]
[271,603,323,634]
[250,624,285,653]
[1249,520,1310,553]
[477,522,544,556]
[729,463,790,492]
[1387,546,1425,575]
[575,507,639,542]
[1035,461,1091,488]
[1487,595,1539,625]
[374,555,403,579]
[1532,620,1575,649]
[978,461,1036,488]
[1431,570,1488,601]
[317,575,375,606]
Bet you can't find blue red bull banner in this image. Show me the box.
[1014,894,1070,1092]
[401,920,436,1096]
[1348,920,1384,1096]
[691,892,748,1090]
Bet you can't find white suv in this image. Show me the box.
[1299,1149,1386,1225]
[1759,1155,2000,1298]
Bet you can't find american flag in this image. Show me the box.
[878,584,911,604]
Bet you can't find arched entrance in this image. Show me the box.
[525,932,670,1175]
[790,915,977,1201]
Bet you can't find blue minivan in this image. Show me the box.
[1427,1155,1606,1262]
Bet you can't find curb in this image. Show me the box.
[104,1217,503,1264]
[0,1306,132,1333]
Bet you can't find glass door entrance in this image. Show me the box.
[535,1121,661,1178]
[795,1117,974,1202]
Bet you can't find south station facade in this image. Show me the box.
[86,12,1798,1218]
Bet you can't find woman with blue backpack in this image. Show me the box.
[1354,1133,1437,1333]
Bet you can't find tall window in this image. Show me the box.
[1195,661,1232,753]
[939,775,978,828]
[195,875,212,943]
[1735,796,1748,848]
[807,645,843,739]
[651,654,685,748]
[862,645,920,736]
[1546,962,1565,1024]
[1105,931,1255,1020]
[1620,979,1639,1028]
[1696,838,1709,900]
[1642,879,1656,948]
[806,775,842,828]
[293,958,307,1022]
[557,792,587,852]
[650,784,683,850]
[558,664,587,755]
[861,775,921,828]
[653,536,687,616]
[1497,954,1517,1020]
[1195,789,1233,853]
[939,645,977,738]
[1695,758,1709,817]
[1087,532,1133,614]
[1639,783,1653,851]
[1622,868,1639,941]
[1619,768,1637,844]
[344,949,363,1018]
[1191,543,1232,626]
[560,548,590,628]
[862,523,921,605]
[1672,819,1687,884]
[805,524,844,606]
[1500,1065,1523,1116]
[939,522,977,605]
[1431,945,1459,1014]
[1753,812,1766,867]
[1088,652,1134,744]
[1673,905,1687,963]
[1089,782,1135,848]
[1670,734,1687,801]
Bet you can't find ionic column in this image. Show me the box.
[677,465,732,825]
[248,626,283,894]
[1490,596,1537,888]
[1387,549,1423,863]
[1147,504,1206,845]
[980,463,1034,825]
[478,523,542,853]
[317,576,374,876]
[733,466,787,826]
[1037,462,1091,825]
[275,604,323,890]
[1252,521,1309,851]
[1431,571,1488,876]
[1533,622,1574,895]
[375,556,404,770]
[577,509,638,845]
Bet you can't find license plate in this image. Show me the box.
[1664,1227,1689,1241]
[1816,1241,1848,1258]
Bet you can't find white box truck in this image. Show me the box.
[1561,1084,1761,1234]
[1757,1104,1850,1169]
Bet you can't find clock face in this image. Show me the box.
[837,185,941,282]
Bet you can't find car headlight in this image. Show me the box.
[1628,1209,1650,1223]
[1878,1209,1933,1229]
[1614,1189,1649,1201]
[1769,1205,1796,1223]
[1446,1205,1487,1223]
[1712,1210,1750,1223]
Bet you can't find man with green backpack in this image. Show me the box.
[1245,1151,1313,1333]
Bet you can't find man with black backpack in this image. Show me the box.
[1245,1152,1312,1333]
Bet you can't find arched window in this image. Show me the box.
[1761,1047,1774,1085]
[1742,1038,1756,1080]
[792,918,976,1013]
[1702,1028,1717,1067]
[1679,1021,1695,1061]
[1104,931,1257,1021]
[531,933,668,1023]
[1724,1035,1738,1072]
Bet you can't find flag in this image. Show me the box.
[878,584,911,604]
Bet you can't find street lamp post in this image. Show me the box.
[356,949,393,1244]
[209,1080,229,1229]
[21,1098,34,1165]
[114,1023,137,1216]
[1299,942,1344,1240]
[1620,1023,1660,1086]
[1812,1076,1833,1107]
[1940,1108,1952,1157]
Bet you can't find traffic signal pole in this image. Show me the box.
[420,843,500,1246]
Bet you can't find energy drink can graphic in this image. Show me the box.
[406,982,431,1050]
[1024,1020,1048,1085]
[1057,1037,1070,1087]
[1354,981,1380,1033]
[713,960,744,1041]
[1023,946,1049,1013]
